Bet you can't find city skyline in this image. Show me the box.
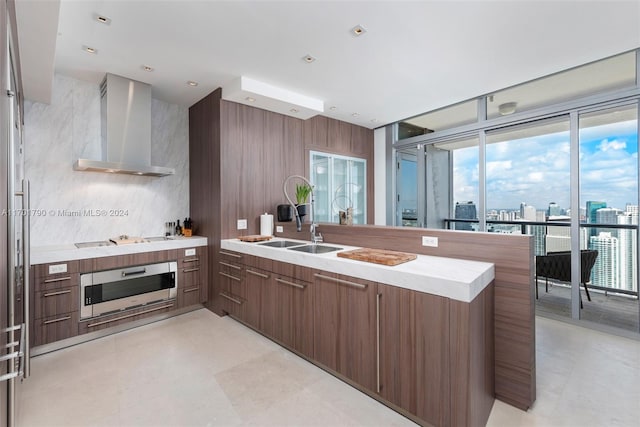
[453,118,638,211]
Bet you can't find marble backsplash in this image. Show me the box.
[24,74,190,246]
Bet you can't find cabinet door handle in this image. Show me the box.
[219,261,241,270]
[275,277,306,290]
[86,303,174,328]
[182,267,200,273]
[218,271,241,282]
[219,292,243,305]
[376,292,381,394]
[219,251,242,258]
[43,316,71,325]
[183,286,199,293]
[246,269,269,279]
[314,273,367,289]
[182,258,199,263]
[43,289,71,298]
[43,276,71,283]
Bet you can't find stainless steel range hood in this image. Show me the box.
[73,73,175,177]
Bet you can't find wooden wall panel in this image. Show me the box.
[189,89,222,314]
[278,223,535,411]
[190,95,374,313]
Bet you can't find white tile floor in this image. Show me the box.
[17,309,640,427]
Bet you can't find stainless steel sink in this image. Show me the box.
[287,244,342,254]
[259,240,306,248]
[145,236,169,242]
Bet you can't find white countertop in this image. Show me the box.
[31,236,208,265]
[221,238,494,303]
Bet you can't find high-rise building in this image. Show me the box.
[618,208,638,292]
[522,205,536,221]
[595,207,623,237]
[590,232,620,290]
[546,215,571,252]
[548,202,563,217]
[586,201,607,223]
[454,201,477,231]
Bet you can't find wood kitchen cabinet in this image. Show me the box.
[218,250,245,317]
[313,271,377,391]
[261,261,314,358]
[30,261,80,346]
[377,283,450,426]
[177,246,208,308]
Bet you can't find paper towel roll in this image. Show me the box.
[260,213,274,236]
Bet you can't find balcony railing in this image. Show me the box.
[444,218,639,298]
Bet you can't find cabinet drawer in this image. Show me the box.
[33,273,79,293]
[78,300,176,334]
[272,261,313,282]
[33,286,79,320]
[33,261,79,278]
[180,284,203,307]
[244,255,273,271]
[219,249,244,264]
[32,311,79,347]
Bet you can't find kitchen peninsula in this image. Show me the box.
[220,237,495,427]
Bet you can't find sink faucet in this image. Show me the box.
[311,222,323,244]
[284,174,323,244]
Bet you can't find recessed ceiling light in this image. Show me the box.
[303,54,316,63]
[187,81,198,87]
[351,25,367,36]
[245,96,255,102]
[95,15,111,25]
[329,106,337,111]
[82,45,98,54]
[351,113,359,117]
[142,65,154,72]
[290,108,299,114]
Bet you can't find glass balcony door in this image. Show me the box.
[396,149,419,226]
[578,103,639,329]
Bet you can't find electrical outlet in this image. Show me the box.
[422,236,438,247]
[185,248,196,257]
[237,219,247,230]
[276,225,283,233]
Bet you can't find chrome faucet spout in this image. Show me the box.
[283,174,322,243]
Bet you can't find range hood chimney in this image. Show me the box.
[73,73,175,177]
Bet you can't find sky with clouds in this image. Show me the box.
[453,118,638,213]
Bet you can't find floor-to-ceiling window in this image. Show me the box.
[577,103,639,330]
[391,49,640,333]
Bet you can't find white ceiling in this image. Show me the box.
[15,0,640,129]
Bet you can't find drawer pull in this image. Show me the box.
[183,258,199,263]
[314,273,367,289]
[183,287,199,293]
[43,276,71,283]
[43,316,71,325]
[219,261,241,270]
[86,304,174,328]
[246,269,269,279]
[275,277,306,290]
[219,292,243,305]
[219,271,241,282]
[43,289,71,298]
[219,251,242,258]
[182,267,200,273]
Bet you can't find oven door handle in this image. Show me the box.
[122,268,146,277]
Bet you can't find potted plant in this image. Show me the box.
[295,183,312,217]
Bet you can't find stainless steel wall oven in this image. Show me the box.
[80,262,177,319]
